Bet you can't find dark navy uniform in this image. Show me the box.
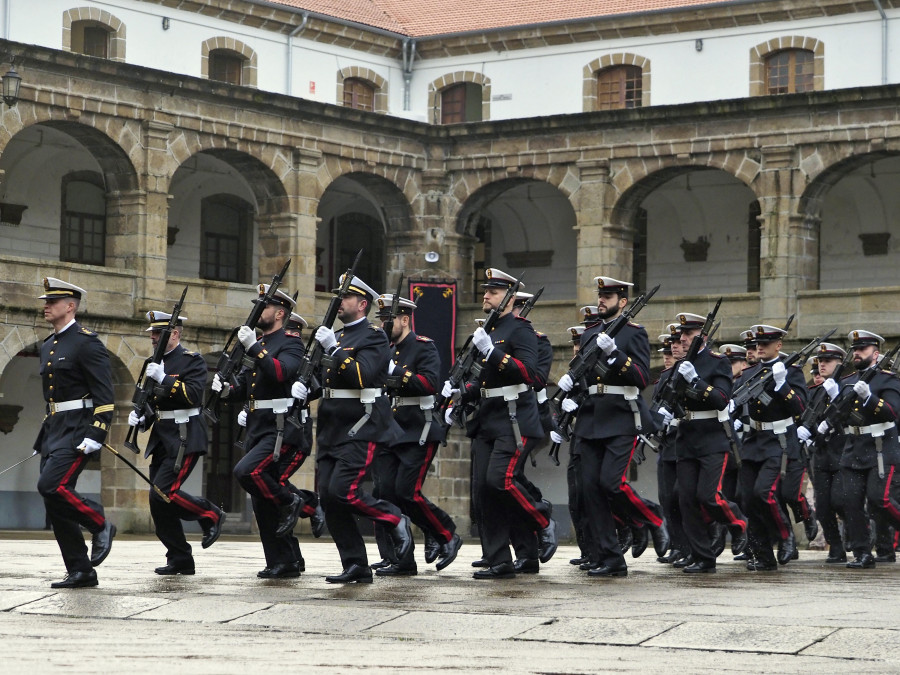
[314,316,405,571]
[838,369,900,560]
[806,382,847,557]
[35,320,115,576]
[674,348,747,565]
[573,318,662,571]
[462,311,549,568]
[142,343,223,570]
[652,368,688,560]
[736,354,807,565]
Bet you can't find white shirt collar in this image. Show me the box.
[56,319,77,335]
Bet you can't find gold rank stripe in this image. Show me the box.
[92,421,109,431]
[94,404,114,414]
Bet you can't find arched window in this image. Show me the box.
[201,38,258,88]
[72,21,111,58]
[209,50,245,86]
[61,177,106,266]
[343,78,375,112]
[597,65,643,110]
[766,49,815,95]
[441,83,482,124]
[62,9,125,61]
[200,194,253,283]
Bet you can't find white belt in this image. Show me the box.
[480,383,529,401]
[536,389,548,404]
[749,416,794,434]
[684,409,730,422]
[395,395,435,410]
[587,385,640,400]
[157,407,201,423]
[47,398,93,414]
[248,398,293,413]
[668,418,680,428]
[848,421,895,437]
[324,388,383,404]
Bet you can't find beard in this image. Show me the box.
[599,304,619,321]
[257,316,275,332]
[855,356,874,371]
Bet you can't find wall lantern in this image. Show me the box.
[2,65,21,106]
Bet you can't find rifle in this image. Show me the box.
[436,272,524,429]
[730,328,837,409]
[124,286,188,454]
[285,250,364,429]
[548,284,660,455]
[800,349,854,433]
[518,286,544,319]
[203,259,291,422]
[381,273,405,348]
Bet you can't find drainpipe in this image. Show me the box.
[873,0,887,85]
[401,38,416,111]
[286,11,309,96]
[3,0,9,41]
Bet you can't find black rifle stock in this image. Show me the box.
[285,250,364,428]
[800,350,853,432]
[203,259,291,422]
[731,328,837,409]
[518,286,544,319]
[548,284,660,454]
[381,272,405,347]
[124,286,188,453]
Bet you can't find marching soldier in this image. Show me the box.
[35,278,116,588]
[211,284,306,578]
[128,311,225,575]
[719,342,749,553]
[666,313,748,573]
[734,324,807,571]
[443,268,554,579]
[821,331,900,568]
[796,343,848,563]
[371,293,462,576]
[292,274,412,583]
[556,276,668,578]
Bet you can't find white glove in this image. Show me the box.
[315,326,337,352]
[797,426,812,443]
[387,360,396,374]
[558,373,574,392]
[733,419,743,432]
[444,407,455,425]
[817,420,831,435]
[823,378,840,401]
[127,410,145,428]
[727,399,736,415]
[550,431,566,444]
[853,380,871,402]
[596,333,616,355]
[237,409,248,427]
[78,438,102,454]
[677,361,698,384]
[211,373,230,397]
[772,361,787,390]
[146,362,166,383]
[238,325,257,349]
[472,327,493,356]
[658,407,674,426]
[561,398,578,413]
[291,381,308,402]
[441,380,459,399]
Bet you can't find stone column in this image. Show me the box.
[756,145,818,323]
[289,148,322,317]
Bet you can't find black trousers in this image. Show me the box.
[842,464,900,555]
[812,465,845,549]
[372,441,457,563]
[739,457,791,555]
[471,433,549,566]
[257,444,317,567]
[233,434,294,506]
[576,434,663,568]
[511,436,547,561]
[37,448,106,574]
[781,457,813,524]
[677,453,746,563]
[567,440,592,556]
[658,457,688,552]
[317,439,402,569]
[149,452,220,567]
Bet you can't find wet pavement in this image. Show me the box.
[2,531,899,673]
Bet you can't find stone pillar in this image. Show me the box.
[756,145,818,322]
[289,148,322,317]
[574,159,632,306]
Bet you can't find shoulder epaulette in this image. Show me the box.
[185,350,201,356]
[708,351,726,360]
[370,324,384,332]
[514,315,531,323]
[79,327,97,336]
[628,321,643,328]
[415,335,433,342]
[535,331,547,338]
[584,320,601,329]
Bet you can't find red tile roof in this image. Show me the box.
[263,0,738,37]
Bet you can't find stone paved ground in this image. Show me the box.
[2,532,898,673]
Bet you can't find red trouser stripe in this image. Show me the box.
[413,441,452,542]
[794,467,811,521]
[168,455,219,522]
[764,473,789,539]
[619,437,662,528]
[56,453,105,528]
[882,465,900,523]
[250,453,278,502]
[503,438,549,529]
[347,442,400,526]
[279,446,307,485]
[714,454,745,530]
